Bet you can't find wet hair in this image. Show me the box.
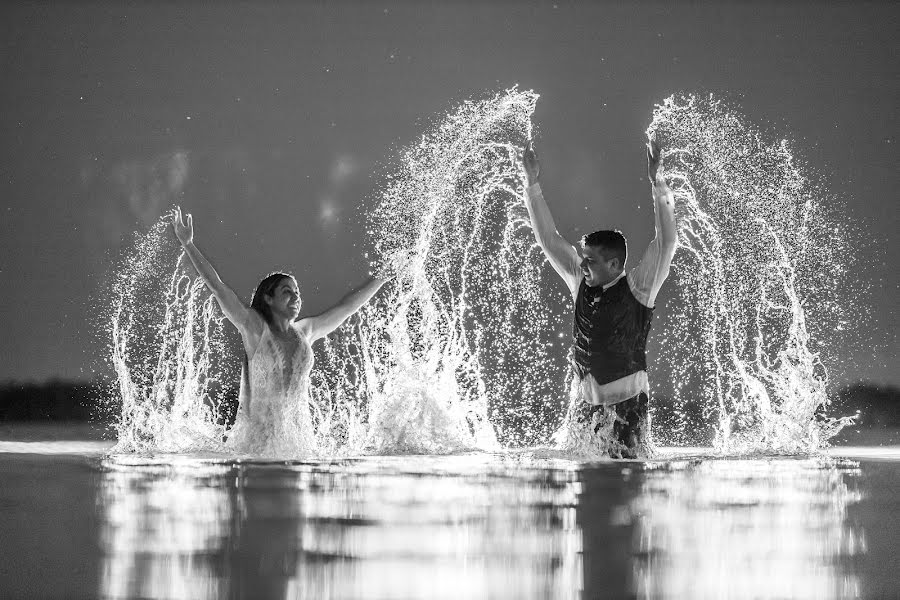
[250,272,296,324]
[581,229,627,267]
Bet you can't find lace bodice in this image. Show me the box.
[226,322,316,457]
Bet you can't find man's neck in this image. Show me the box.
[601,271,626,290]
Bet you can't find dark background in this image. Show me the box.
[1,2,896,405]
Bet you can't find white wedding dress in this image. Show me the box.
[226,322,316,458]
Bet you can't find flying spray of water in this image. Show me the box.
[648,94,854,454]
[107,89,853,457]
[311,88,571,453]
[108,88,569,455]
[109,223,235,453]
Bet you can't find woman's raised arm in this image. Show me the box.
[299,276,388,343]
[172,207,257,339]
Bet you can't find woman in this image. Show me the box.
[172,206,389,457]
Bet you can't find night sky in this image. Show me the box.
[1,1,896,386]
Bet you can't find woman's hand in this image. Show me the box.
[369,248,415,281]
[172,206,194,247]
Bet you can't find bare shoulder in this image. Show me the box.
[243,308,266,335]
[294,316,315,340]
[240,309,268,357]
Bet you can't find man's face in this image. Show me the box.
[580,244,621,288]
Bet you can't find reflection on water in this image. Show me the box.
[98,455,583,600]
[97,453,865,600]
[100,461,235,599]
[625,458,863,600]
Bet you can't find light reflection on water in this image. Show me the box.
[99,455,583,600]
[628,459,863,599]
[95,452,866,600]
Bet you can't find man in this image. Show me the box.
[520,138,677,458]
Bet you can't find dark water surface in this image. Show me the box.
[1,426,899,599]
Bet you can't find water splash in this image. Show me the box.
[108,88,568,455]
[648,94,855,454]
[312,88,570,452]
[108,222,234,453]
[107,89,856,458]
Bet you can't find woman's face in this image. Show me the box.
[266,277,301,319]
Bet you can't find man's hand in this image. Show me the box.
[172,206,193,247]
[647,137,662,184]
[521,140,541,186]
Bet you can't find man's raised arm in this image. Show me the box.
[520,142,581,295]
[629,138,678,308]
[647,139,677,261]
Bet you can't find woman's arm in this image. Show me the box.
[172,207,262,349]
[298,276,388,343]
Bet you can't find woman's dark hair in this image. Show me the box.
[237,272,296,419]
[250,272,295,324]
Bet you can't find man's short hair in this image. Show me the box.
[581,229,627,266]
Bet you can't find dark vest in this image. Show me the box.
[571,275,654,385]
